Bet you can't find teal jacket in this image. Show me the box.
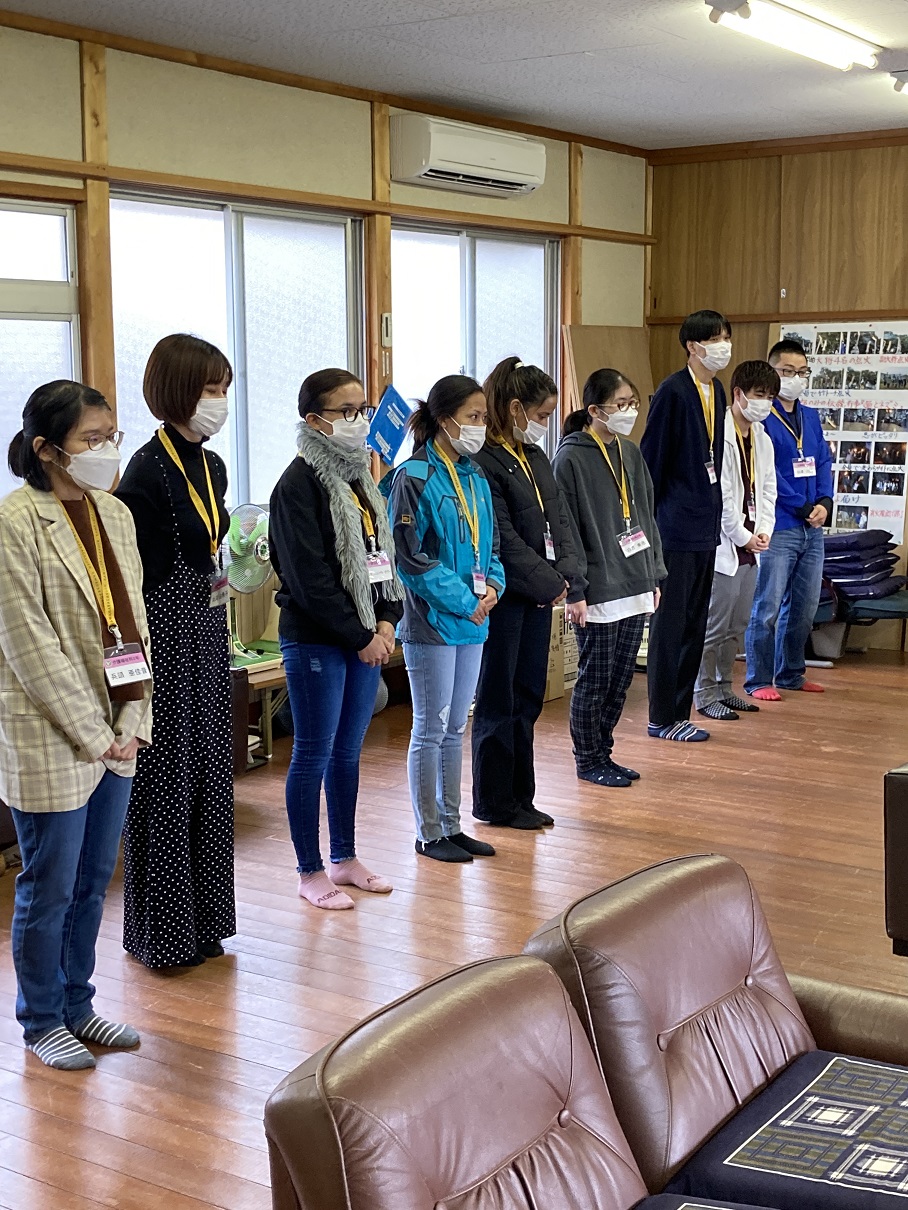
[388,441,506,646]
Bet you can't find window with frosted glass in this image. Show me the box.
[110,199,231,474]
[0,320,74,495]
[390,229,463,405]
[0,209,69,281]
[474,239,547,384]
[241,214,351,504]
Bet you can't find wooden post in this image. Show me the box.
[561,142,584,415]
[76,42,117,409]
[367,102,393,479]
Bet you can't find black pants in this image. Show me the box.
[472,599,552,822]
[647,548,716,727]
[571,614,646,773]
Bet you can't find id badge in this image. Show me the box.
[366,549,393,584]
[792,456,816,478]
[104,642,151,688]
[209,568,230,609]
[544,525,556,562]
[472,565,487,596]
[705,459,717,485]
[618,527,651,558]
[747,495,757,523]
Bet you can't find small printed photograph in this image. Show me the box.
[848,330,881,355]
[815,331,845,355]
[837,468,870,495]
[872,472,905,497]
[878,407,908,431]
[843,407,877,431]
[840,441,872,465]
[880,372,908,391]
[827,439,839,463]
[836,505,869,531]
[882,331,904,354]
[816,407,842,431]
[812,367,845,391]
[874,442,907,466]
[845,369,880,391]
[782,329,814,355]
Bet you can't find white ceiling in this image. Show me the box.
[10,0,908,147]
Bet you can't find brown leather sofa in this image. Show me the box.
[525,853,908,1202]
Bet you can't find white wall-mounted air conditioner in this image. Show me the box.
[390,113,546,198]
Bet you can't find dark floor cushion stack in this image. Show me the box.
[824,530,904,600]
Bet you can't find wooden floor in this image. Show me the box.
[1,651,907,1208]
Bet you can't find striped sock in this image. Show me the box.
[648,722,710,742]
[28,1026,95,1070]
[72,1014,140,1050]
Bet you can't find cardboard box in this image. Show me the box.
[562,609,579,690]
[544,604,565,702]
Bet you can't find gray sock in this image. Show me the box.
[28,1026,95,1070]
[72,1013,140,1049]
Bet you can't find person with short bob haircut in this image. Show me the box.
[389,375,505,863]
[470,356,584,830]
[116,333,236,969]
[0,380,152,1069]
[640,308,731,743]
[694,359,778,721]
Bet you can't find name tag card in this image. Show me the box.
[705,459,717,485]
[793,456,816,478]
[471,566,487,596]
[366,550,394,584]
[544,525,556,562]
[209,569,230,608]
[104,643,152,687]
[618,527,651,558]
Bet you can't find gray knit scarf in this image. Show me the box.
[296,424,404,631]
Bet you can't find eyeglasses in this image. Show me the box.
[778,368,812,380]
[598,399,635,413]
[85,431,124,451]
[322,405,375,423]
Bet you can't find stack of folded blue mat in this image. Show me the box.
[823,529,905,600]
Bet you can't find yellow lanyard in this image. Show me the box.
[434,442,481,558]
[734,420,755,497]
[349,486,376,546]
[588,429,632,526]
[693,378,715,458]
[157,429,220,557]
[60,495,120,642]
[501,440,546,515]
[771,404,804,455]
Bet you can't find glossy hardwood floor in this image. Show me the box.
[0,651,906,1208]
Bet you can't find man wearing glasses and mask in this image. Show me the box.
[745,339,833,701]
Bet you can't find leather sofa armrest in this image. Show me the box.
[789,973,908,1066]
[265,1055,349,1210]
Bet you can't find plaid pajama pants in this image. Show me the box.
[570,614,646,773]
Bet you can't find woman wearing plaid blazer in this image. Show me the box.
[0,380,153,1071]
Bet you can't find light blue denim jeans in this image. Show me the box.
[745,525,825,692]
[404,642,484,842]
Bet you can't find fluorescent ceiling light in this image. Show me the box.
[708,1,881,71]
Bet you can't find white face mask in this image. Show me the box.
[778,375,807,403]
[189,396,229,438]
[696,340,732,372]
[739,395,773,423]
[604,407,639,437]
[323,413,371,451]
[64,443,121,492]
[445,419,486,457]
[513,407,548,447]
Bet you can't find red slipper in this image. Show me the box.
[751,687,782,702]
[796,680,825,693]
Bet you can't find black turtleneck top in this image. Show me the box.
[115,424,230,594]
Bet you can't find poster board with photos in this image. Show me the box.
[774,321,908,544]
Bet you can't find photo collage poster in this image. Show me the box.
[779,321,908,541]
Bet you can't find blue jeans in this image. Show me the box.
[281,640,381,875]
[404,642,484,842]
[10,769,133,1042]
[745,525,825,692]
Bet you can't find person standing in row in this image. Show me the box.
[1,381,152,1069]
[470,357,584,831]
[745,339,833,700]
[390,375,505,863]
[554,370,664,787]
[116,334,236,969]
[694,360,778,722]
[641,309,730,743]
[269,369,403,910]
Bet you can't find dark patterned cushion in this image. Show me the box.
[824,529,896,553]
[666,1051,908,1208]
[642,1199,779,1209]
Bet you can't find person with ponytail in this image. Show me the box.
[115,333,235,968]
[269,369,403,908]
[553,370,664,787]
[0,381,151,1069]
[469,356,584,830]
[389,375,505,863]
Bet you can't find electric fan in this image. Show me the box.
[224,504,272,594]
